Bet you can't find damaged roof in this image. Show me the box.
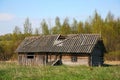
[16,34,105,53]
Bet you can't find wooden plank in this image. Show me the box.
[62,55,89,66]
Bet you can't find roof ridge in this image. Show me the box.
[81,34,100,35]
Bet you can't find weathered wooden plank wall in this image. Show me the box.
[62,54,89,66]
[91,45,104,66]
[18,53,45,65]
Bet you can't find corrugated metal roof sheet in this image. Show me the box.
[16,34,102,53]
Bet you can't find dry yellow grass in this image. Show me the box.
[104,61,120,65]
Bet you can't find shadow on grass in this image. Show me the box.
[102,63,120,67]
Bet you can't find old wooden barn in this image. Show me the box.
[16,34,106,66]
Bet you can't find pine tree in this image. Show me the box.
[13,26,21,34]
[91,10,103,34]
[41,19,49,35]
[51,17,61,34]
[71,18,78,34]
[77,21,84,33]
[24,18,32,35]
[34,28,40,35]
[60,17,71,35]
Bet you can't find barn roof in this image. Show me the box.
[16,34,105,53]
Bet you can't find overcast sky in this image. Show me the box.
[0,0,120,35]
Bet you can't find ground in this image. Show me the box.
[104,61,120,65]
[0,61,120,80]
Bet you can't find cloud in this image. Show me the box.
[0,13,15,21]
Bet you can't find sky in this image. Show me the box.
[0,0,120,35]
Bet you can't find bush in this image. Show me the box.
[105,51,120,61]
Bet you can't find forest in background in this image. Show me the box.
[0,11,120,61]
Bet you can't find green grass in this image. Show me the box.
[0,62,120,80]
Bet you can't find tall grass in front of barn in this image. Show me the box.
[0,62,120,80]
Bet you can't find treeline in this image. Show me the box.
[0,11,120,61]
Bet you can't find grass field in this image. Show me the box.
[0,62,120,80]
